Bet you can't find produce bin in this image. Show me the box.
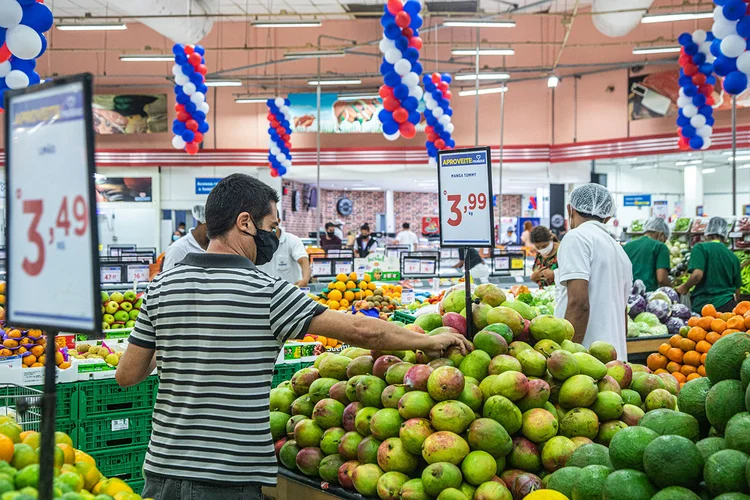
[0,382,78,423]
[89,445,147,482]
[272,362,301,387]
[78,409,153,452]
[77,376,158,419]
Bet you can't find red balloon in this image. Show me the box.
[400,121,416,139]
[197,65,208,75]
[678,55,692,66]
[434,139,446,149]
[285,141,291,148]
[387,0,403,15]
[186,119,199,131]
[0,44,10,63]
[409,37,423,50]
[746,2,750,14]
[438,81,449,92]
[189,53,202,67]
[282,134,290,141]
[425,125,434,134]
[395,11,411,28]
[185,142,200,155]
[270,120,279,128]
[393,107,409,123]
[432,73,441,84]
[379,85,393,99]
[193,132,204,143]
[175,103,185,112]
[707,97,715,106]
[692,73,707,85]
[700,84,713,97]
[276,126,285,135]
[402,28,414,38]
[176,111,191,122]
[383,96,400,112]
[683,64,698,77]
[444,90,452,100]
[270,169,279,178]
[427,133,438,142]
[184,45,195,55]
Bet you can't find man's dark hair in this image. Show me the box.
[361,224,370,231]
[402,222,410,229]
[530,225,554,244]
[178,222,185,227]
[325,222,335,229]
[573,208,606,224]
[205,173,279,239]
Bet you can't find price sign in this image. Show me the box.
[334,260,353,276]
[420,261,436,275]
[401,290,415,304]
[311,259,332,277]
[494,256,510,270]
[437,147,494,248]
[100,267,122,284]
[126,264,149,283]
[5,74,101,333]
[403,258,421,275]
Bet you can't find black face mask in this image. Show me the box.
[243,222,279,266]
[327,231,335,237]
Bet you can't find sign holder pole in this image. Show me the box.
[38,330,59,499]
[463,249,474,340]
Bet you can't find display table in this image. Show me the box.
[263,469,368,500]
[626,336,670,363]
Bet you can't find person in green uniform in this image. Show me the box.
[676,216,742,313]
[623,217,672,292]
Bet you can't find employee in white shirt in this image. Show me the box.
[555,183,632,360]
[333,219,345,240]
[395,222,419,250]
[162,204,209,271]
[259,223,311,287]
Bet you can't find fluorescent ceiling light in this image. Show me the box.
[308,79,362,86]
[284,50,346,59]
[452,48,515,56]
[631,164,658,170]
[624,157,640,162]
[454,72,510,81]
[56,23,127,31]
[547,75,559,88]
[632,46,681,55]
[235,97,270,104]
[337,94,380,101]
[119,54,174,62]
[641,12,713,24]
[350,187,381,191]
[458,86,508,96]
[702,168,716,174]
[444,19,516,28]
[728,155,750,161]
[675,159,702,166]
[205,79,242,87]
[252,20,322,27]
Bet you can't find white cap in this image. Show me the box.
[334,219,344,226]
[705,216,729,238]
[569,183,616,219]
[192,204,206,224]
[644,217,671,239]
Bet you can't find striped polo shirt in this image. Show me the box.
[128,252,325,485]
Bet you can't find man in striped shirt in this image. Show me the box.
[116,173,470,500]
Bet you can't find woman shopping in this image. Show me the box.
[529,225,559,288]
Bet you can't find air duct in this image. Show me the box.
[591,0,653,37]
[114,0,217,45]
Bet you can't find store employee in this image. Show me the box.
[258,219,311,287]
[624,217,672,292]
[162,205,209,271]
[677,216,742,313]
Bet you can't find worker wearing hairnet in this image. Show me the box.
[676,216,741,313]
[624,217,672,292]
[162,204,209,271]
[555,184,633,360]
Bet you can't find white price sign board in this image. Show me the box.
[126,264,149,283]
[5,75,101,333]
[437,147,494,247]
[334,261,353,276]
[100,266,122,284]
[311,259,332,276]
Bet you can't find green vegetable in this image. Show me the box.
[517,293,533,305]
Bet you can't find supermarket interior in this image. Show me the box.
[3,0,750,499]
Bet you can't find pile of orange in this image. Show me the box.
[317,273,390,311]
[380,283,403,301]
[647,301,750,386]
[0,319,71,370]
[301,334,341,349]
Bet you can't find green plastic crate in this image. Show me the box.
[392,310,416,324]
[1,383,78,424]
[128,479,145,495]
[89,445,147,482]
[271,362,299,387]
[78,410,152,453]
[77,376,158,419]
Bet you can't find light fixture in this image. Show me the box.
[56,23,127,31]
[631,164,658,170]
[641,12,713,24]
[547,75,559,88]
[252,20,322,28]
[235,97,271,104]
[632,46,681,55]
[702,168,716,174]
[443,19,516,28]
[284,50,346,59]
[204,79,242,87]
[454,72,510,81]
[624,157,640,162]
[452,48,515,56]
[675,159,702,166]
[727,155,750,162]
[307,79,362,86]
[350,187,382,191]
[337,93,380,101]
[739,164,750,169]
[458,86,508,96]
[119,54,174,62]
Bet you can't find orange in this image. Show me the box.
[678,338,696,352]
[0,434,13,463]
[647,353,668,371]
[669,335,683,348]
[358,281,367,289]
[721,312,734,322]
[368,282,377,291]
[327,290,342,302]
[687,317,699,327]
[667,347,684,363]
[733,300,750,315]
[2,339,18,348]
[327,338,338,347]
[654,368,669,375]
[335,273,348,282]
[31,363,43,368]
[339,299,350,308]
[697,365,707,377]
[687,373,702,381]
[683,350,701,367]
[364,274,372,282]
[22,355,36,367]
[344,291,355,302]
[37,354,45,365]
[666,361,682,373]
[706,332,721,344]
[316,336,328,346]
[74,461,101,491]
[327,300,340,310]
[702,304,717,317]
[657,343,670,357]
[22,432,40,448]
[354,291,362,300]
[55,352,64,365]
[672,372,687,384]
[58,362,71,370]
[16,347,26,355]
[7,329,21,339]
[697,317,713,331]
[364,290,373,297]
[700,352,708,364]
[74,450,96,466]
[346,281,356,290]
[334,282,347,292]
[724,329,741,336]
[0,349,10,357]
[680,364,697,376]
[30,345,44,357]
[710,319,727,334]
[349,272,358,281]
[696,340,712,353]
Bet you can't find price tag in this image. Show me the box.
[401,290,415,304]
[311,260,331,276]
[514,276,525,283]
[420,261,436,275]
[494,257,510,270]
[299,287,311,294]
[403,259,420,274]
[100,266,122,284]
[110,418,129,432]
[334,261,353,276]
[126,265,149,282]
[6,75,101,333]
[511,258,524,270]
[437,147,494,248]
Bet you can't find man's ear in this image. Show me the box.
[236,212,254,233]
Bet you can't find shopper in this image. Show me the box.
[624,217,672,292]
[529,225,559,288]
[677,216,741,313]
[501,227,516,245]
[259,215,312,287]
[454,247,490,279]
[520,220,534,247]
[355,224,378,257]
[333,219,345,240]
[396,222,419,250]
[345,230,356,248]
[116,173,470,500]
[162,205,209,271]
[555,183,632,359]
[320,222,343,251]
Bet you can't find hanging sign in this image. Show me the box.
[624,194,652,207]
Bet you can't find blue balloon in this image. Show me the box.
[380,62,395,75]
[424,81,436,92]
[700,63,714,75]
[394,84,409,100]
[176,93,190,105]
[683,85,697,97]
[413,29,419,37]
[185,102,197,113]
[281,119,290,128]
[692,52,706,65]
[714,56,737,77]
[684,42,698,56]
[0,28,5,46]
[689,136,704,150]
[410,15,423,30]
[395,36,409,52]
[402,96,419,111]
[412,62,423,75]
[707,75,717,85]
[385,71,401,87]
[285,126,291,134]
[724,70,748,94]
[447,139,455,148]
[285,98,291,106]
[198,84,208,94]
[190,73,204,85]
[268,127,276,136]
[439,99,450,110]
[441,73,452,84]
[175,54,187,65]
[404,47,419,62]
[266,99,275,106]
[382,120,399,135]
[424,109,433,120]
[385,24,401,40]
[278,166,287,176]
[692,94,707,107]
[676,115,690,127]
[21,3,53,33]
[710,39,723,57]
[380,12,395,27]
[681,124,696,138]
[378,109,391,123]
[431,90,442,101]
[715,0,728,5]
[194,45,205,56]
[27,71,39,86]
[194,111,206,121]
[698,105,713,117]
[445,108,453,117]
[706,32,715,42]
[678,33,693,46]
[738,17,750,38]
[434,123,444,134]
[182,130,195,143]
[181,63,195,75]
[408,110,420,124]
[724,0,747,21]
[404,0,421,16]
[172,119,185,132]
[199,121,210,133]
[706,116,715,126]
[11,58,35,72]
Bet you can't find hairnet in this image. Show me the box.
[644,217,671,238]
[192,204,206,224]
[569,183,616,219]
[705,216,729,238]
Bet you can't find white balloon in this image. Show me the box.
[198,102,210,114]
[424,92,434,103]
[174,73,189,86]
[0,61,10,78]
[402,72,419,88]
[712,19,737,40]
[677,96,692,108]
[275,97,284,107]
[432,107,443,118]
[425,99,437,110]
[721,34,746,58]
[172,135,186,149]
[6,25,42,60]
[428,157,437,168]
[706,53,716,64]
[699,41,712,55]
[690,114,707,128]
[445,123,455,133]
[190,92,205,104]
[701,137,711,149]
[678,87,686,98]
[714,5,728,23]
[409,85,423,100]
[5,69,28,90]
[172,64,183,76]
[394,58,412,76]
[682,104,698,118]
[384,131,400,141]
[271,145,280,155]
[385,48,402,65]
[438,114,451,125]
[276,153,286,162]
[379,37,395,54]
[182,82,196,96]
[0,0,22,29]
[279,104,288,113]
[737,51,750,75]
[692,29,707,45]
[697,125,713,138]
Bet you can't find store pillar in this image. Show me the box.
[683,165,704,218]
[386,190,395,235]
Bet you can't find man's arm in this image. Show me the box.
[565,279,590,343]
[296,257,311,287]
[308,310,471,358]
[676,269,704,295]
[656,268,672,288]
[116,344,156,387]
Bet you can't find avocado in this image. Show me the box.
[601,469,655,500]
[567,443,612,468]
[571,464,612,500]
[638,409,700,441]
[650,486,702,500]
[725,412,750,455]
[705,332,750,384]
[706,380,746,434]
[703,449,749,497]
[696,437,726,462]
[677,377,713,426]
[608,426,658,471]
[643,435,704,489]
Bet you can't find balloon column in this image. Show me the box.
[676,30,715,151]
[266,97,292,178]
[423,72,455,165]
[377,0,424,141]
[0,0,53,108]
[171,43,210,155]
[711,0,750,96]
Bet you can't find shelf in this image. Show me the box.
[626,336,670,355]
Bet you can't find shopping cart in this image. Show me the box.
[0,384,43,431]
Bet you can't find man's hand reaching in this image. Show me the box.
[422,333,473,359]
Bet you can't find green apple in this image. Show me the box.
[101,305,105,314]
[110,292,124,304]
[128,309,140,321]
[134,298,143,310]
[102,322,111,330]
[120,302,133,312]
[125,320,136,328]
[123,290,137,303]
[101,291,110,303]
[114,310,130,323]
[105,301,119,314]
[103,314,115,325]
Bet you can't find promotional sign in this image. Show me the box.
[5,74,101,333]
[624,194,652,207]
[195,177,222,195]
[421,217,440,235]
[437,147,494,248]
[652,200,669,220]
[95,177,152,202]
[92,94,167,134]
